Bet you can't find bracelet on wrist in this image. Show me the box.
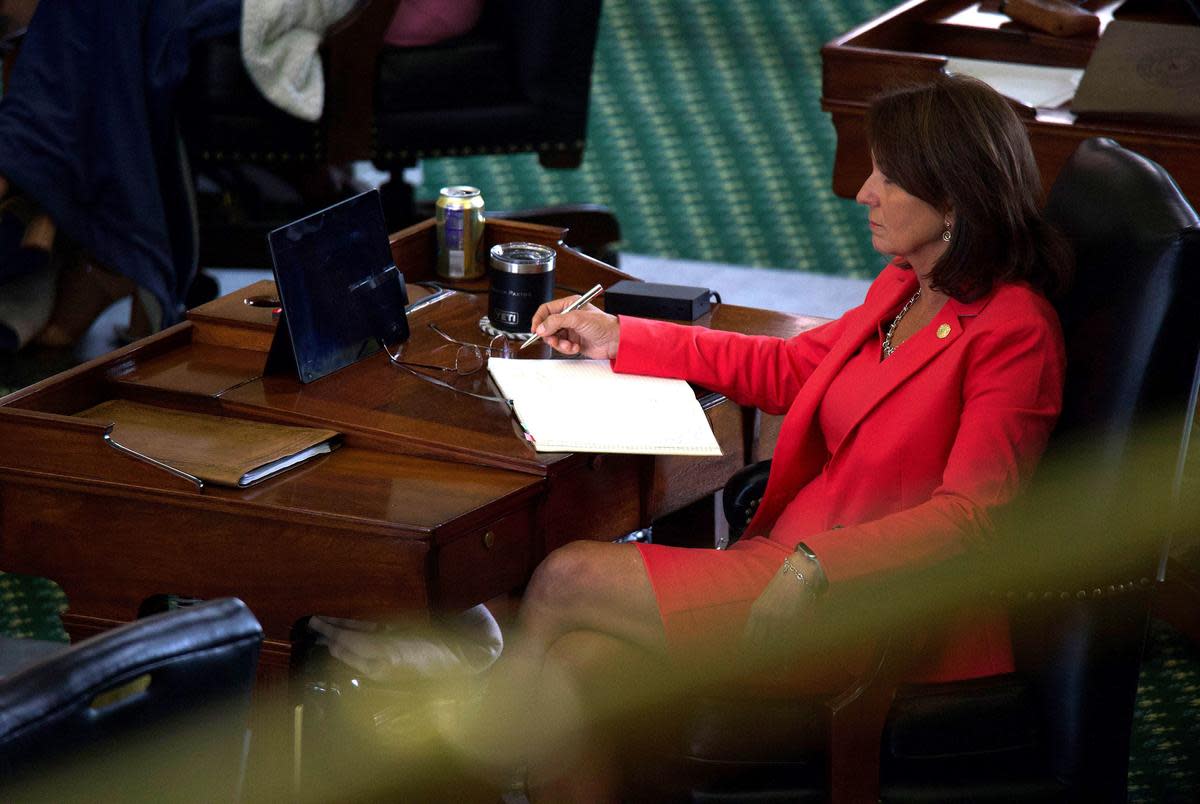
[781,558,807,584]
[789,542,829,596]
[781,558,820,599]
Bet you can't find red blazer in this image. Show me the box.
[614,263,1066,679]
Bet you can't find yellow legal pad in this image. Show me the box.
[77,400,341,488]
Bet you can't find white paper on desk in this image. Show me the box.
[946,57,1084,109]
[487,358,722,456]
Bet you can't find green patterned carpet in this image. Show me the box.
[419,0,893,277]
[0,574,66,642]
[2,0,1198,799]
[1131,620,1200,802]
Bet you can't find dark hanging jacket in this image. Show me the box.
[0,0,240,323]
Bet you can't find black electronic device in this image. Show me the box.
[265,189,409,383]
[603,279,714,321]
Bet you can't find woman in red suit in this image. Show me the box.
[463,75,1073,799]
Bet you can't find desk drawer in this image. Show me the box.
[434,507,535,610]
[0,479,433,638]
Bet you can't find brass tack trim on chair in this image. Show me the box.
[744,499,760,528]
[996,581,1154,601]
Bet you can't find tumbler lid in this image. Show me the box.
[489,242,556,274]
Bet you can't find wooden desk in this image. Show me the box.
[0,218,823,679]
[821,0,1200,202]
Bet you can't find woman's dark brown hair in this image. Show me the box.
[866,74,1072,301]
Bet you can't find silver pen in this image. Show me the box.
[520,283,605,351]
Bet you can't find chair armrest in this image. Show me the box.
[0,598,262,762]
[323,0,403,163]
[722,459,772,544]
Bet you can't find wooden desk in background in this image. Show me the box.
[0,218,823,680]
[821,0,1200,202]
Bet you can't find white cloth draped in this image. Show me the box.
[241,0,359,120]
[308,604,504,682]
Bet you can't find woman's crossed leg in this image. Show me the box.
[458,539,674,800]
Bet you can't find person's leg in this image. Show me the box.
[525,628,684,803]
[457,540,669,781]
[516,539,667,653]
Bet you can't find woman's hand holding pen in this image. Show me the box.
[530,296,620,359]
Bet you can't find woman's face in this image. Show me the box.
[856,158,950,270]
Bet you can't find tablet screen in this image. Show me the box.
[268,189,409,383]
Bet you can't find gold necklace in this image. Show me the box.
[881,288,921,359]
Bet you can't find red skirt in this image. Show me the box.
[636,536,1013,687]
[636,536,853,692]
[638,535,788,658]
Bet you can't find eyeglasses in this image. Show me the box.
[380,324,514,404]
[428,322,513,366]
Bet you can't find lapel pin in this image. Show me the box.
[936,323,951,339]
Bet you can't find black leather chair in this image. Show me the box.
[666,137,1200,803]
[0,597,263,800]
[180,0,614,268]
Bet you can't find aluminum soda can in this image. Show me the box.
[435,186,486,280]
